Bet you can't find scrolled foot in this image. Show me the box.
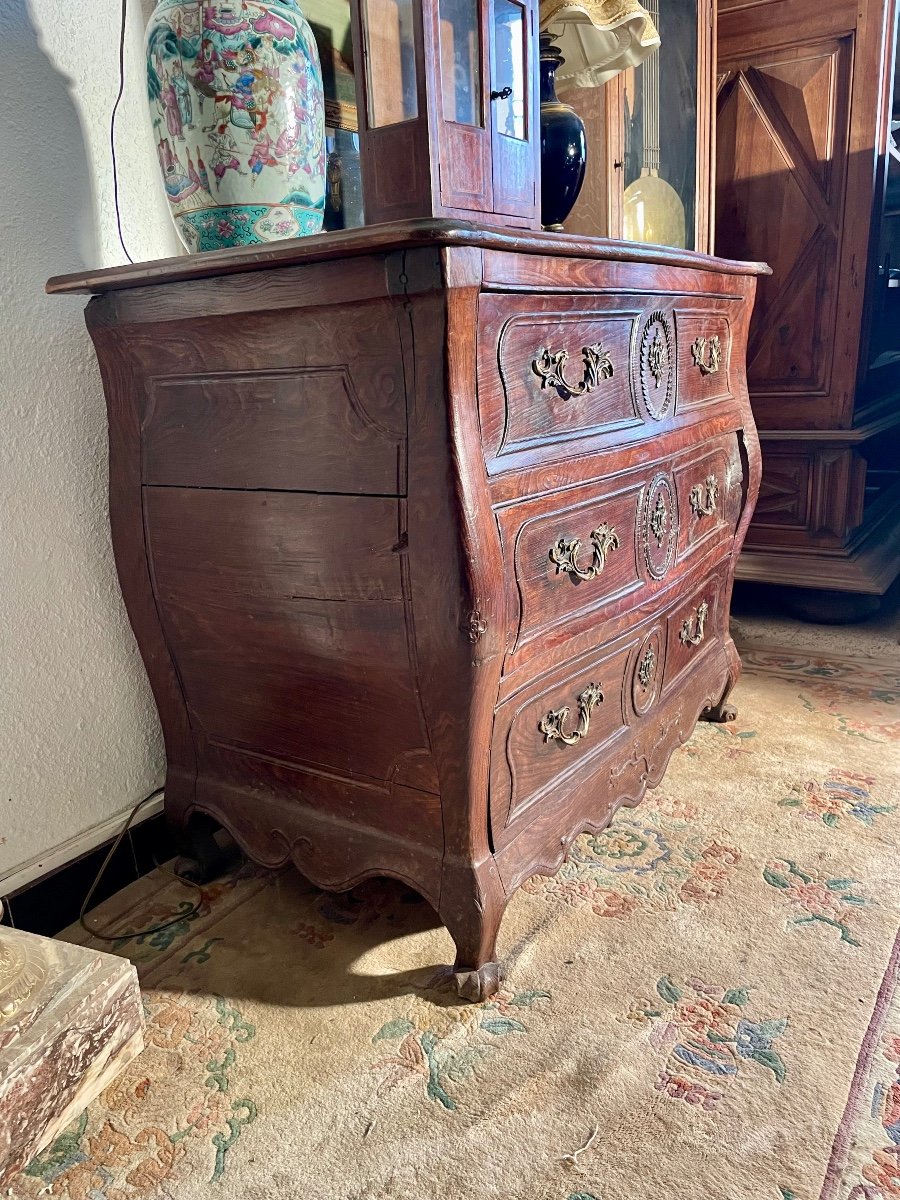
[453,961,504,1002]
[701,700,737,723]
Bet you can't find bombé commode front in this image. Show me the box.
[48,222,766,1000]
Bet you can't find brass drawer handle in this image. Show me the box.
[550,522,620,581]
[691,335,721,376]
[689,474,719,518]
[679,600,709,647]
[539,682,604,746]
[532,342,614,400]
[637,645,656,688]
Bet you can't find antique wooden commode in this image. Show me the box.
[49,222,764,997]
[48,0,765,998]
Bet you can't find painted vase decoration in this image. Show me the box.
[145,0,326,252]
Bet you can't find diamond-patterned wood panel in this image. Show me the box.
[716,38,851,407]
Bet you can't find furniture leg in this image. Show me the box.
[440,859,508,1002]
[700,635,740,723]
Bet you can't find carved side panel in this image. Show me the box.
[143,367,405,495]
[716,36,854,426]
[744,446,867,547]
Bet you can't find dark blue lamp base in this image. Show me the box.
[539,32,587,231]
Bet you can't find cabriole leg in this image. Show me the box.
[700,636,741,723]
[439,858,508,1001]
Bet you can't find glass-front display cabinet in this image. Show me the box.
[305,0,540,230]
[560,0,716,253]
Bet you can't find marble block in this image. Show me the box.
[0,926,144,1188]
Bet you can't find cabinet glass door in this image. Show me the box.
[621,0,698,250]
[440,0,482,124]
[363,0,419,126]
[492,0,527,140]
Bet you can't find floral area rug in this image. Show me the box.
[8,645,900,1200]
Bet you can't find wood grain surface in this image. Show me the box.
[67,225,763,998]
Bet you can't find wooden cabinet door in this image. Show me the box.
[489,0,539,217]
[716,0,892,431]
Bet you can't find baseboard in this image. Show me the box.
[0,792,165,901]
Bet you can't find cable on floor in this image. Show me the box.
[79,788,205,941]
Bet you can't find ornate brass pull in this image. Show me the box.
[691,335,721,376]
[679,600,709,647]
[532,342,614,400]
[689,474,719,518]
[539,682,603,746]
[649,494,668,546]
[637,645,656,688]
[549,522,620,581]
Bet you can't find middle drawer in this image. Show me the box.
[495,433,742,676]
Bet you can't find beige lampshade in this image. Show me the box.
[539,0,660,88]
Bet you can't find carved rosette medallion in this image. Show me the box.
[640,473,678,580]
[634,310,675,420]
[632,627,664,715]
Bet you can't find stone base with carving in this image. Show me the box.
[0,926,144,1188]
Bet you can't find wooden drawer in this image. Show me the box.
[477,293,646,473]
[477,293,745,477]
[496,434,742,676]
[491,562,732,849]
[662,569,728,695]
[489,635,636,846]
[674,432,743,560]
[499,475,643,665]
[676,309,733,411]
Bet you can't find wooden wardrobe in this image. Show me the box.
[716,0,900,600]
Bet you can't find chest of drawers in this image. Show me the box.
[48,222,765,999]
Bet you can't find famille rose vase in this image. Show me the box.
[145,0,326,252]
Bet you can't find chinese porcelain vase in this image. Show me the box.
[145,0,326,252]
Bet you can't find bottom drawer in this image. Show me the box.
[489,565,731,851]
[662,573,727,695]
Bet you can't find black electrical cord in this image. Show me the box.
[111,0,134,264]
[79,788,204,942]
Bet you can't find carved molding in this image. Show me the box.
[467,609,488,643]
[637,646,656,689]
[640,473,678,580]
[636,311,675,420]
[650,495,668,545]
[632,627,664,716]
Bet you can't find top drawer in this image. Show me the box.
[477,293,738,475]
[139,299,408,496]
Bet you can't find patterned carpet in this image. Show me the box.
[8,643,900,1200]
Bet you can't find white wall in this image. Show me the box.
[0,0,182,885]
